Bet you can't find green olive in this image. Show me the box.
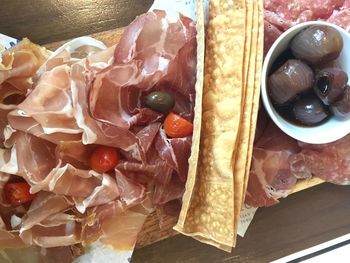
[145,91,175,113]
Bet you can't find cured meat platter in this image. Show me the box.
[1,0,350,262]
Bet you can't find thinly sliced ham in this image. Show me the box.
[155,128,192,181]
[20,213,82,247]
[0,173,10,206]
[0,9,197,254]
[71,63,139,153]
[114,10,195,63]
[20,192,73,232]
[12,132,57,182]
[114,169,145,206]
[246,117,350,207]
[0,38,50,87]
[291,135,350,184]
[0,225,25,248]
[89,10,196,128]
[245,122,300,207]
[17,65,80,135]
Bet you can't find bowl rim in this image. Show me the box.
[261,21,350,144]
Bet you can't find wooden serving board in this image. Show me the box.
[44,26,325,249]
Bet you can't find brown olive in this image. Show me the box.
[145,91,175,113]
[293,93,329,126]
[268,59,314,105]
[290,25,343,65]
[331,85,350,119]
[314,68,348,105]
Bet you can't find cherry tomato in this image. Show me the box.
[4,182,35,206]
[164,112,193,138]
[89,146,119,173]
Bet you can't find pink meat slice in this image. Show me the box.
[263,20,283,56]
[89,10,196,128]
[291,135,350,184]
[17,65,80,134]
[0,38,50,87]
[245,122,300,207]
[264,0,345,29]
[71,63,139,153]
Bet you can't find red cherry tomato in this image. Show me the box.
[89,146,119,173]
[4,182,35,206]
[164,112,193,138]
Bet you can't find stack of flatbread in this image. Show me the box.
[174,0,264,251]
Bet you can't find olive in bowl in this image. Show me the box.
[261,21,350,144]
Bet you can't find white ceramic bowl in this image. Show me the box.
[261,21,350,144]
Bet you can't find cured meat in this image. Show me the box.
[0,38,50,87]
[291,135,350,184]
[89,10,196,128]
[264,0,345,29]
[0,9,196,254]
[327,8,350,31]
[18,65,80,134]
[71,63,140,153]
[245,121,301,207]
[114,169,145,206]
[263,0,350,53]
[246,118,350,207]
[263,20,283,55]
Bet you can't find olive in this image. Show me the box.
[314,68,348,105]
[331,85,350,119]
[145,91,175,113]
[292,93,329,126]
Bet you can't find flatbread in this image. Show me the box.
[175,0,247,251]
[232,0,257,244]
[175,0,205,230]
[241,0,264,207]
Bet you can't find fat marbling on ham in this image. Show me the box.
[0,9,197,255]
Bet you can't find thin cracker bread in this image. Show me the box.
[241,0,264,207]
[175,0,205,230]
[232,0,261,245]
[175,0,246,251]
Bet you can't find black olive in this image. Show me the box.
[331,85,350,119]
[145,91,175,113]
[293,93,329,126]
[290,25,343,65]
[314,68,348,105]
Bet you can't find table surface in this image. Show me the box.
[2,1,350,262]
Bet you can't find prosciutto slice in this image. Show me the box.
[0,38,50,87]
[291,135,350,184]
[89,10,196,128]
[246,117,350,207]
[245,121,300,207]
